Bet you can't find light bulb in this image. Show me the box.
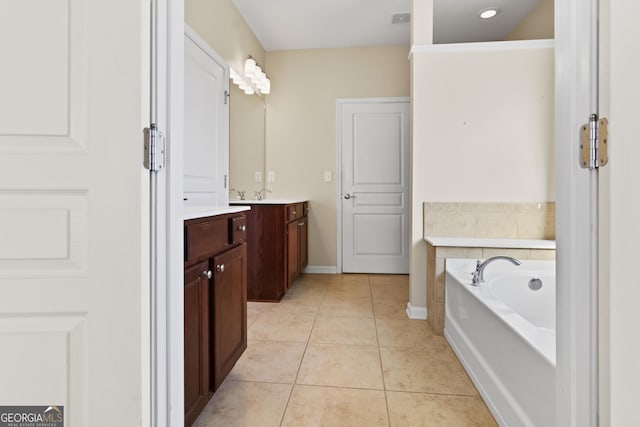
[244,58,257,77]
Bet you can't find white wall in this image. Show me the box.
[265,46,410,269]
[410,1,555,312]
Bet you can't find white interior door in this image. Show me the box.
[555,0,599,425]
[0,1,149,425]
[339,98,410,274]
[184,27,229,207]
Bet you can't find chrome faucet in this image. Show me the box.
[254,188,271,200]
[471,256,521,286]
[230,188,246,200]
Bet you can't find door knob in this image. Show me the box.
[202,270,212,279]
[237,225,246,232]
[216,264,225,273]
[343,193,356,200]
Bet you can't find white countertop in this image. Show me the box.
[230,198,308,205]
[184,205,251,221]
[424,236,555,250]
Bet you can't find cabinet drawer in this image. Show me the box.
[286,203,305,222]
[185,218,228,262]
[229,215,247,245]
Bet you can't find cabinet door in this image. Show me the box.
[211,243,248,391]
[184,261,211,427]
[299,217,308,271]
[286,220,299,291]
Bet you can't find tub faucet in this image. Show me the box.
[471,256,521,286]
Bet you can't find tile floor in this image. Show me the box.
[194,274,497,427]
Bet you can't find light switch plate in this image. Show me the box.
[255,171,262,182]
[267,171,275,182]
[324,171,332,182]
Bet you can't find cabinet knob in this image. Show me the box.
[202,270,212,279]
[291,211,297,216]
[237,225,246,232]
[298,222,304,227]
[216,264,225,273]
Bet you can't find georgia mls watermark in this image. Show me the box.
[0,406,63,427]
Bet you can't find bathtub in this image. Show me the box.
[444,258,556,427]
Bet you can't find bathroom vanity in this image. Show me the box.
[230,199,309,301]
[183,206,250,426]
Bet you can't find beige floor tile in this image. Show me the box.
[267,293,323,315]
[247,311,259,329]
[227,340,306,384]
[371,281,409,302]
[297,343,384,389]
[325,281,372,298]
[369,274,409,286]
[376,318,448,349]
[281,385,389,427]
[247,301,273,316]
[310,315,378,346]
[373,299,410,320]
[335,273,371,284]
[193,380,291,427]
[386,391,497,427]
[287,279,328,297]
[318,295,373,318]
[248,312,316,342]
[380,347,478,396]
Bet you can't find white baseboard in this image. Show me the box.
[406,302,427,320]
[303,266,337,274]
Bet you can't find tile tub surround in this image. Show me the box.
[424,202,556,239]
[423,202,556,335]
[194,274,497,427]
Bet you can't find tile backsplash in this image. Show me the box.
[424,202,555,240]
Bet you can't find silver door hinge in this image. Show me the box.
[224,90,230,105]
[143,124,165,172]
[580,114,608,169]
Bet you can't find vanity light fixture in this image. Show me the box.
[229,59,271,95]
[244,56,271,95]
[479,8,499,19]
[230,68,254,95]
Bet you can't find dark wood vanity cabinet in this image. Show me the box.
[210,243,247,391]
[238,201,309,301]
[287,215,308,291]
[184,260,210,426]
[184,212,248,427]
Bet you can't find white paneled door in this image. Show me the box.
[339,99,410,274]
[0,1,149,425]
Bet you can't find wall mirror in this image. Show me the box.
[229,84,265,200]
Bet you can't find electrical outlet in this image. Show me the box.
[324,171,332,182]
[255,171,262,182]
[267,171,275,182]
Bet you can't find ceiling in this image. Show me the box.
[231,0,541,51]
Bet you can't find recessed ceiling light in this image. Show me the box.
[479,9,499,19]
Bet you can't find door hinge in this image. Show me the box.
[580,114,609,169]
[224,174,228,189]
[143,124,165,172]
[224,90,230,105]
